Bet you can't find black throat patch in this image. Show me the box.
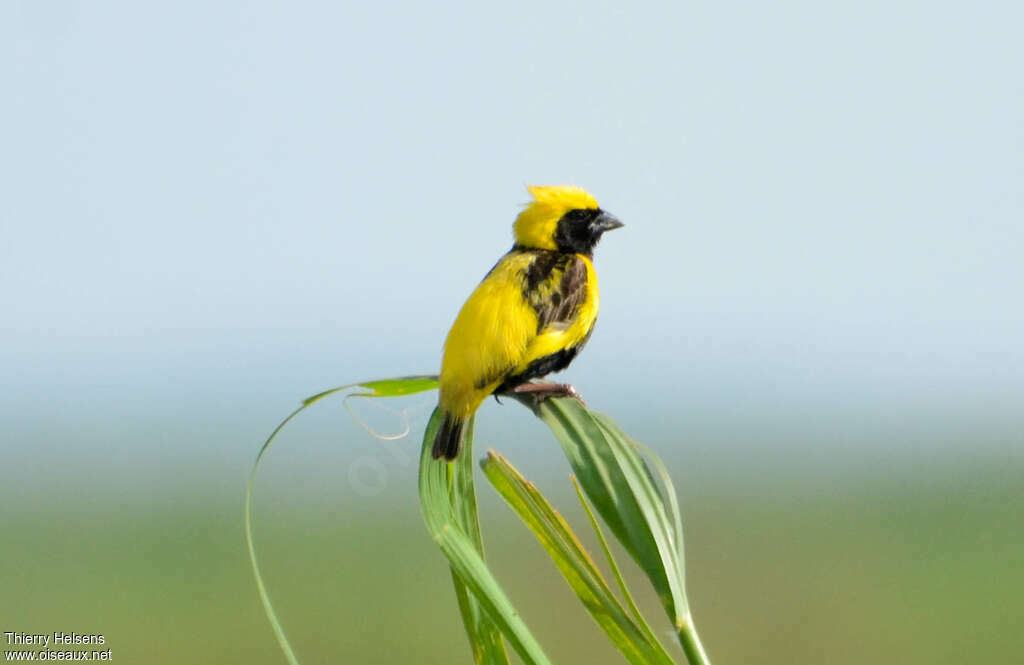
[553,208,603,255]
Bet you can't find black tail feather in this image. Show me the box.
[431,414,464,461]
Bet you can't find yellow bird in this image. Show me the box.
[432,185,623,460]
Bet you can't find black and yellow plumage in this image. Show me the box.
[432,185,623,460]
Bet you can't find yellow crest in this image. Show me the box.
[513,185,599,250]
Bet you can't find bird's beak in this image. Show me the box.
[592,211,624,233]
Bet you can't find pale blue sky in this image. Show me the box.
[3,2,1022,489]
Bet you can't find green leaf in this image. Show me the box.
[528,398,712,664]
[246,375,439,665]
[303,375,439,405]
[444,418,511,665]
[532,398,689,627]
[248,375,712,665]
[482,451,676,665]
[419,408,551,665]
[570,475,664,650]
[350,375,441,397]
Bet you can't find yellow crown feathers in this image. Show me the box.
[525,184,598,209]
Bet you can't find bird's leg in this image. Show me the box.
[509,381,587,408]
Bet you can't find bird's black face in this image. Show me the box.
[553,208,624,255]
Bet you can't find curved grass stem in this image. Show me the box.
[677,615,711,665]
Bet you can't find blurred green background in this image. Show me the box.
[4,1,1022,663]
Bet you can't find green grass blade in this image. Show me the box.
[529,398,712,664]
[302,375,439,404]
[570,476,665,651]
[346,375,441,398]
[245,404,306,665]
[631,439,686,579]
[591,412,687,619]
[246,376,439,665]
[481,451,676,665]
[531,398,689,627]
[445,417,511,665]
[419,409,550,665]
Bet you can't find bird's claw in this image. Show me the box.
[508,381,587,408]
[563,384,587,408]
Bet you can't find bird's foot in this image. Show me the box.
[509,381,587,408]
